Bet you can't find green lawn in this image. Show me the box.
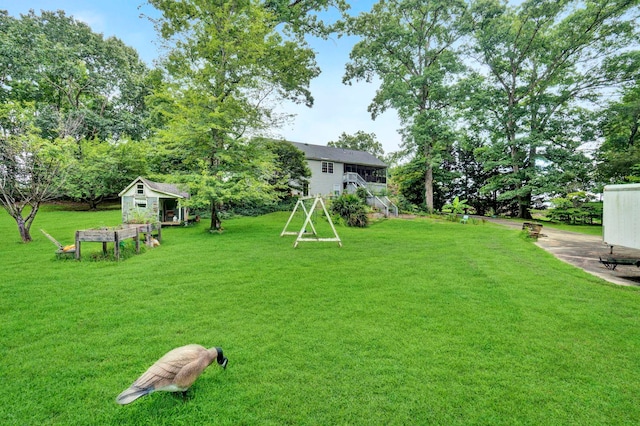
[1,206,639,425]
[492,214,604,237]
[540,222,604,236]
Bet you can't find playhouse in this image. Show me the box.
[119,177,189,224]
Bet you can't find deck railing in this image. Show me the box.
[343,173,398,217]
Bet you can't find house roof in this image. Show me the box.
[288,142,387,168]
[118,176,189,198]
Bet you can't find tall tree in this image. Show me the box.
[343,0,472,212]
[470,0,640,218]
[328,131,384,158]
[148,0,333,230]
[391,154,457,211]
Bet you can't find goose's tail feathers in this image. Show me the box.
[116,386,153,405]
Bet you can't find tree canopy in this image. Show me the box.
[328,131,385,159]
[596,82,640,183]
[0,10,151,143]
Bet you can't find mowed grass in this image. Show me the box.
[1,206,639,425]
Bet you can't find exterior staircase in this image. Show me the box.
[343,172,398,217]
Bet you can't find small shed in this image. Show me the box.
[119,177,189,225]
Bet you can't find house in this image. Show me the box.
[288,141,388,196]
[119,177,189,224]
[288,141,397,216]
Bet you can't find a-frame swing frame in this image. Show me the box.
[281,196,342,247]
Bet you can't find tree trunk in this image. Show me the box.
[424,165,434,213]
[210,202,222,231]
[15,214,32,242]
[518,193,532,219]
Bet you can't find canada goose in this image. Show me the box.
[116,344,228,405]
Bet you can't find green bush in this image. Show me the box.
[330,193,369,227]
[547,192,602,224]
[125,207,157,224]
[355,186,369,202]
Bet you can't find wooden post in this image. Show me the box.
[135,228,140,254]
[114,232,120,260]
[145,224,152,247]
[75,231,81,260]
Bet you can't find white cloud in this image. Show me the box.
[72,10,106,34]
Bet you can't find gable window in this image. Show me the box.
[321,161,334,174]
[136,184,144,195]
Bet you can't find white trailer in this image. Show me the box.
[603,183,640,250]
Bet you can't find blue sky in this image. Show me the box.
[0,0,404,154]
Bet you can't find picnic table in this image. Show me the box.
[598,256,640,271]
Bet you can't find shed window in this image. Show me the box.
[321,161,334,174]
[136,184,144,195]
[135,199,147,209]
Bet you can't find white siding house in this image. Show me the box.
[119,177,189,224]
[288,142,388,196]
[288,142,398,217]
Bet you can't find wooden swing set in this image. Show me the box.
[280,196,342,247]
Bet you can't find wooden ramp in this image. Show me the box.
[40,229,75,254]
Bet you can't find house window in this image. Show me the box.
[321,161,334,174]
[136,184,144,195]
[135,199,147,209]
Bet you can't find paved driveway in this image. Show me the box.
[485,218,640,287]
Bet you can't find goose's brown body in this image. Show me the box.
[116,344,227,405]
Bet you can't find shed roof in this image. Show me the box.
[118,176,189,198]
[288,142,386,168]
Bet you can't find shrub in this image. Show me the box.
[125,207,157,224]
[355,186,369,202]
[330,193,369,227]
[442,196,473,215]
[547,192,602,224]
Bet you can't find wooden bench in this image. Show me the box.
[599,256,640,271]
[522,222,543,238]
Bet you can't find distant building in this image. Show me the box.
[288,142,397,216]
[288,141,388,196]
